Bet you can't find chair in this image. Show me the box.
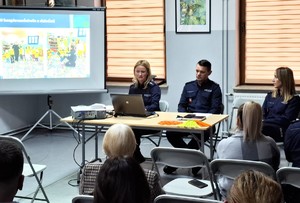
[228,98,249,134]
[154,194,223,203]
[227,97,264,135]
[0,135,49,203]
[141,100,169,147]
[150,147,217,199]
[210,159,276,200]
[72,195,94,203]
[276,167,300,189]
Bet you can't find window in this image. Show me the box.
[105,0,165,82]
[240,0,300,85]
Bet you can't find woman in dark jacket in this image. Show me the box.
[262,67,300,142]
[129,60,161,163]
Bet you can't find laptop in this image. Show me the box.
[110,94,154,117]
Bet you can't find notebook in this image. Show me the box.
[110,94,154,117]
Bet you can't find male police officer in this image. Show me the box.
[164,59,223,175]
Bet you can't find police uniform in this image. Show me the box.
[129,80,161,163]
[129,80,161,112]
[262,92,300,142]
[178,79,222,113]
[167,79,223,150]
[282,120,300,203]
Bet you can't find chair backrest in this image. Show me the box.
[276,167,300,188]
[0,135,26,154]
[210,159,276,200]
[72,195,94,203]
[0,135,49,202]
[151,147,217,199]
[210,159,276,180]
[228,97,264,132]
[159,100,169,112]
[151,147,210,170]
[154,194,223,203]
[228,98,248,132]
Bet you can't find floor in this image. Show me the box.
[10,127,289,203]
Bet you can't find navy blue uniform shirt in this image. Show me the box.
[262,92,300,129]
[129,80,161,112]
[284,120,300,167]
[178,79,222,113]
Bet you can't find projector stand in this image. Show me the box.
[21,95,80,141]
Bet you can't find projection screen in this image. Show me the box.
[0,7,106,94]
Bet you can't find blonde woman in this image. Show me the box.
[80,123,164,201]
[216,101,280,198]
[225,170,283,203]
[262,67,300,142]
[129,60,161,163]
[102,123,136,158]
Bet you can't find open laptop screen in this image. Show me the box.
[110,94,153,117]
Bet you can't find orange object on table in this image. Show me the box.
[158,121,183,125]
[194,120,211,127]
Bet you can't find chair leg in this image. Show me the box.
[144,132,163,147]
[15,170,49,203]
[31,171,44,203]
[31,169,50,203]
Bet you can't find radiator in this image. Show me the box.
[232,93,265,106]
[225,93,266,132]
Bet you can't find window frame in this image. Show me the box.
[239,0,300,86]
[104,0,166,83]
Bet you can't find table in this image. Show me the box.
[61,112,228,167]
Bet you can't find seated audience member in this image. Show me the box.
[225,170,283,203]
[164,59,223,175]
[216,101,280,198]
[282,120,300,203]
[94,157,150,203]
[262,67,300,142]
[80,123,164,201]
[0,140,24,202]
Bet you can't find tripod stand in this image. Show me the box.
[21,95,80,141]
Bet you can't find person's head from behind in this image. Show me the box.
[133,59,152,87]
[226,170,283,203]
[102,123,136,158]
[0,140,24,202]
[94,157,150,203]
[236,101,263,142]
[272,67,296,102]
[196,59,212,85]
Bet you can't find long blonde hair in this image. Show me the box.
[227,170,283,203]
[237,101,263,142]
[132,60,152,89]
[272,67,296,103]
[102,123,136,158]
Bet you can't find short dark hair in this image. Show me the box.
[0,140,24,182]
[94,157,150,203]
[198,59,212,72]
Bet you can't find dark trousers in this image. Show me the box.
[282,184,300,203]
[262,122,285,142]
[166,128,213,150]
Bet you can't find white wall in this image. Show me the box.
[0,0,237,134]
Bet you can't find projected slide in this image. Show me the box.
[0,13,90,79]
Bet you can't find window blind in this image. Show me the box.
[241,0,300,85]
[106,0,165,81]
